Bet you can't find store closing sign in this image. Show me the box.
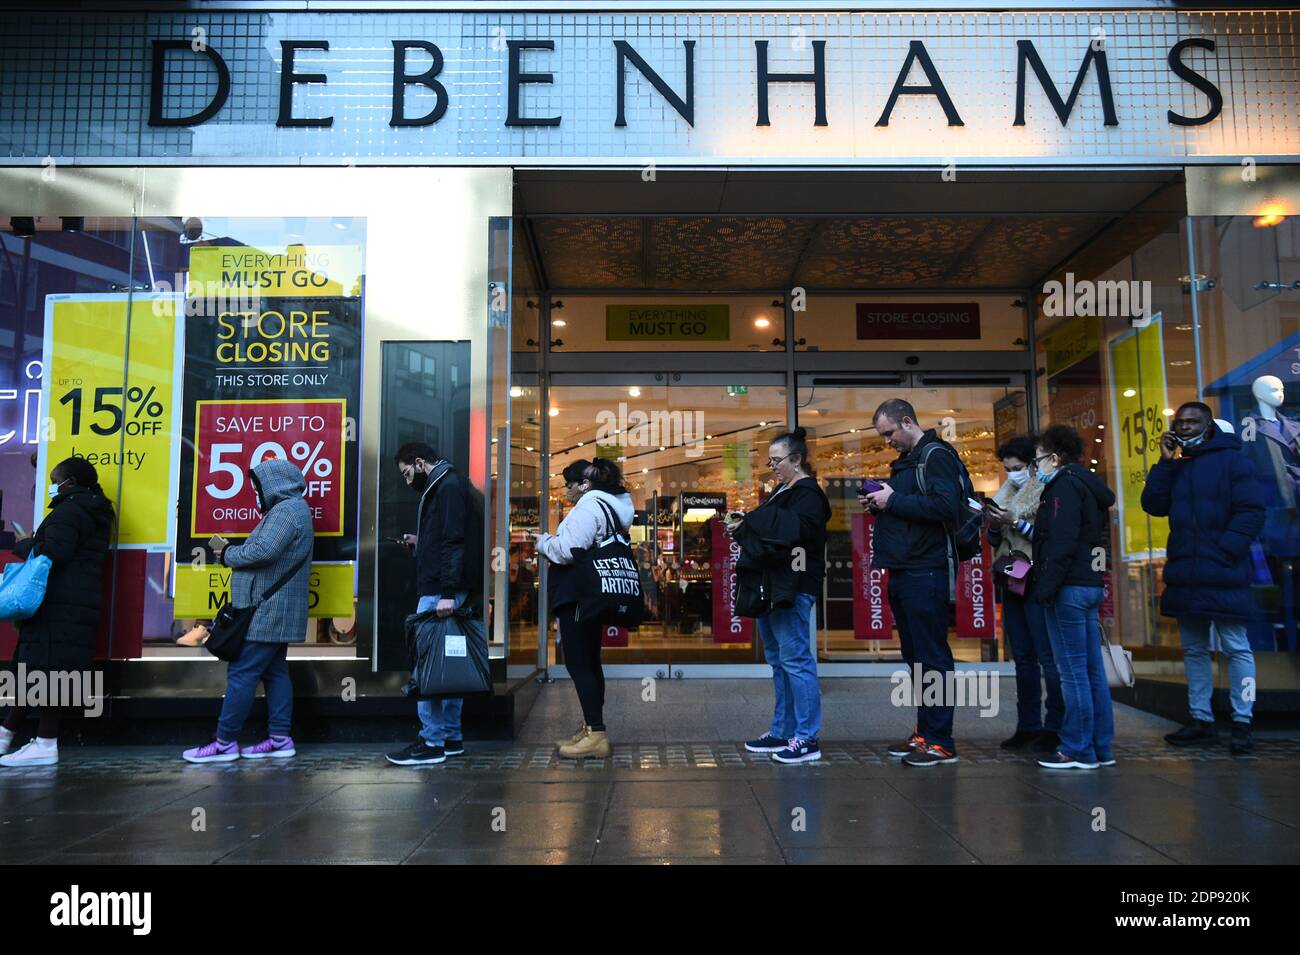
[850,512,892,639]
[173,240,364,619]
[711,519,753,646]
[38,294,185,549]
[956,529,996,639]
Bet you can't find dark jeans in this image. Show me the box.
[1002,589,1064,733]
[558,605,606,728]
[217,641,292,741]
[888,567,955,750]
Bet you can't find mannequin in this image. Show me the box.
[1243,375,1300,650]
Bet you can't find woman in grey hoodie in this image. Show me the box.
[534,458,635,759]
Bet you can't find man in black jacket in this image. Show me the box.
[386,441,483,767]
[860,399,965,767]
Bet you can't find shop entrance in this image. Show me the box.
[508,167,1188,676]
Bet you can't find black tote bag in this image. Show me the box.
[567,499,644,628]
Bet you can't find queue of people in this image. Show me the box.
[0,399,1268,769]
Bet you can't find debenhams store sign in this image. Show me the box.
[3,10,1298,164]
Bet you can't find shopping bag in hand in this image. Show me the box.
[403,609,491,698]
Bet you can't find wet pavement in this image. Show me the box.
[3,680,1298,865]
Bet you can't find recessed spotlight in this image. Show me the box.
[552,319,567,327]
[628,387,641,398]
[509,386,523,398]
[754,317,771,329]
[1123,389,1137,398]
[548,408,558,417]
[1169,360,1192,367]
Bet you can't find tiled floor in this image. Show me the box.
[2,680,1298,865]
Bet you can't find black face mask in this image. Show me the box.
[410,469,429,492]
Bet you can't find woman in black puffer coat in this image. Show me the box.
[0,457,114,766]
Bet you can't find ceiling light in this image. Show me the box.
[1163,408,1175,416]
[548,408,558,417]
[754,317,771,329]
[628,387,641,398]
[509,386,523,398]
[1169,360,1192,367]
[1123,389,1136,398]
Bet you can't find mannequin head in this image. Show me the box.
[1253,375,1286,420]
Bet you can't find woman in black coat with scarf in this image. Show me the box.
[0,457,114,767]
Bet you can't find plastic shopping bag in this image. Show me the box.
[0,554,53,622]
[402,608,491,698]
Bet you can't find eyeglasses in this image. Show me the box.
[1033,453,1055,465]
[767,453,794,468]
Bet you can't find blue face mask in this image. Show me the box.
[1039,467,1059,485]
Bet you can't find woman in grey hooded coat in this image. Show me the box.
[183,457,315,763]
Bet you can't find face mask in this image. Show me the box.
[1007,469,1030,488]
[1039,468,1059,485]
[48,480,67,500]
[410,469,429,492]
[1176,430,1208,450]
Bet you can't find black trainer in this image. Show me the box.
[1165,719,1216,746]
[1229,723,1253,754]
[1030,730,1061,753]
[744,733,789,753]
[888,731,926,758]
[771,737,822,764]
[386,740,446,766]
[902,742,959,767]
[1000,729,1039,750]
[444,739,465,757]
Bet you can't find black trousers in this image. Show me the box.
[557,605,606,728]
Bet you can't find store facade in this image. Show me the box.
[1,4,1298,716]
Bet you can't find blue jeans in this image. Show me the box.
[1003,590,1064,733]
[218,642,292,741]
[888,568,955,750]
[1043,585,1115,763]
[416,592,467,746]
[1179,616,1255,724]
[757,592,821,740]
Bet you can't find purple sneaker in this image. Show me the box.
[182,738,240,763]
[240,736,296,760]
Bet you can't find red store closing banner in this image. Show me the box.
[956,529,996,639]
[711,520,753,645]
[851,512,893,640]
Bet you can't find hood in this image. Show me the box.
[249,457,306,509]
[1063,463,1116,510]
[1184,423,1242,456]
[54,484,115,527]
[793,476,832,521]
[584,489,635,528]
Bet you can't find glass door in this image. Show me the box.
[546,372,788,670]
[798,371,1032,664]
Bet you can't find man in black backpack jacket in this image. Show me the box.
[860,398,965,767]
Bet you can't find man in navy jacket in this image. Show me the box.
[1141,402,1265,753]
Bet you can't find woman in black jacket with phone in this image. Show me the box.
[1029,425,1117,771]
[727,428,831,764]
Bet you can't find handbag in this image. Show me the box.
[1100,630,1136,689]
[205,548,313,662]
[403,608,491,697]
[567,499,645,628]
[992,550,1032,597]
[0,553,53,622]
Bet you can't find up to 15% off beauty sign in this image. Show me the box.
[191,398,346,538]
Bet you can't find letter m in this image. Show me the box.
[1014,40,1118,127]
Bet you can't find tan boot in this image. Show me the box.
[555,722,588,750]
[176,625,209,647]
[558,727,611,759]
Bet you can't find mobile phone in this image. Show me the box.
[208,534,228,550]
[726,511,744,522]
[859,479,883,495]
[967,496,984,513]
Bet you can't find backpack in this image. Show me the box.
[917,442,983,562]
[568,498,645,628]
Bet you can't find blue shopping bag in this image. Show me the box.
[0,554,53,622]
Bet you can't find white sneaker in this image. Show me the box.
[0,738,59,767]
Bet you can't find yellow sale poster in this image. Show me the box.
[1108,317,1170,561]
[38,294,184,550]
